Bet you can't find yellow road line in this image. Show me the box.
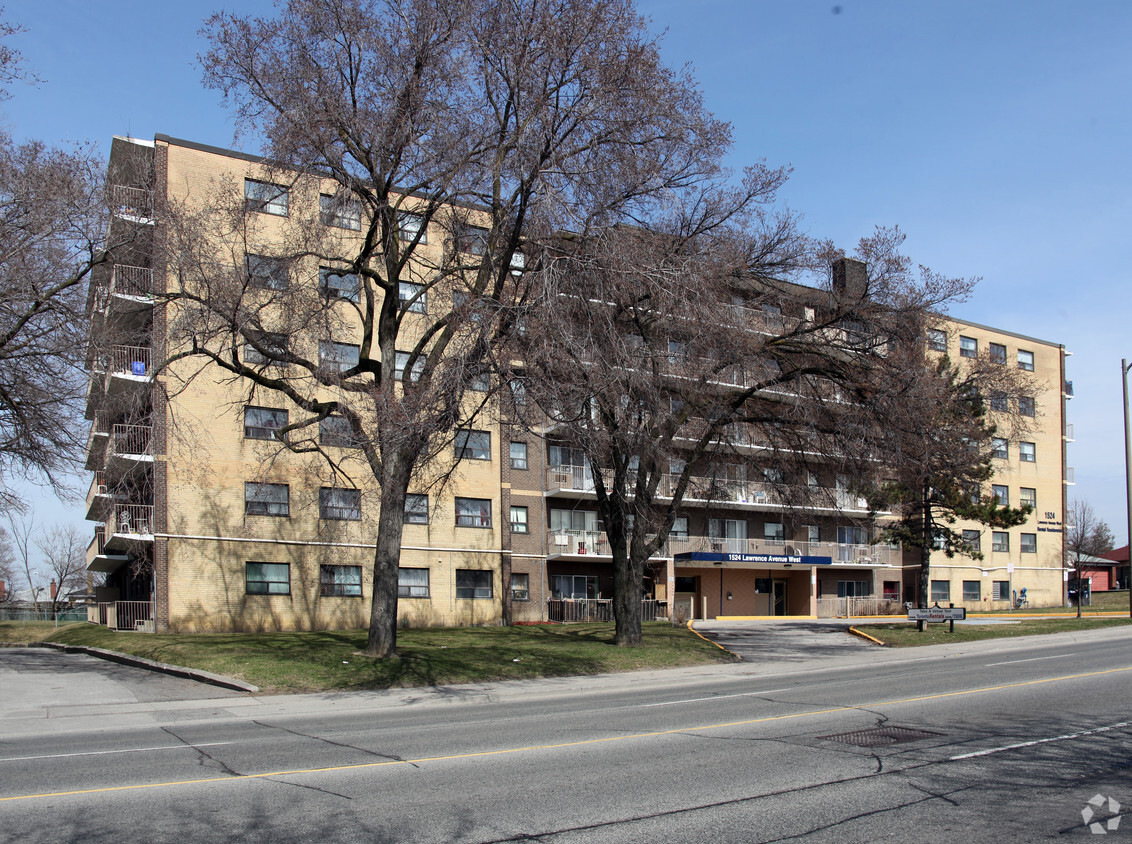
[5,664,1131,804]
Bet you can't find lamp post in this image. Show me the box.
[1123,359,1132,617]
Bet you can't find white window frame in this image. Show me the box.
[455,497,492,528]
[510,442,528,470]
[1019,441,1036,462]
[959,336,977,358]
[1017,349,1035,371]
[992,531,1009,552]
[1020,533,1037,553]
[510,505,529,534]
[398,567,430,598]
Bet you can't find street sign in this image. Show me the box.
[907,606,966,622]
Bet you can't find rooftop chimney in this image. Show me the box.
[832,257,868,302]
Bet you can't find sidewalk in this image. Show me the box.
[5,623,1132,741]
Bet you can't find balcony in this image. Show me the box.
[667,535,900,566]
[1064,423,1074,442]
[88,601,153,632]
[94,265,154,322]
[105,424,153,475]
[1065,466,1076,485]
[84,472,121,521]
[86,525,129,573]
[546,466,878,513]
[102,503,155,553]
[111,185,154,222]
[83,413,112,470]
[547,529,611,558]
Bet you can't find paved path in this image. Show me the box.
[693,618,876,662]
[0,647,245,725]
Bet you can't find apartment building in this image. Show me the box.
[915,319,1071,610]
[83,134,1070,632]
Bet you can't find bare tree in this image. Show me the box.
[1066,498,1114,617]
[515,219,978,645]
[171,0,735,657]
[6,512,37,610]
[0,13,125,508]
[0,524,15,601]
[34,524,88,619]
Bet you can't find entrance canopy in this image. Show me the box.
[675,551,830,568]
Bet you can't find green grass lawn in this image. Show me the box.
[989,590,1131,614]
[0,621,72,644]
[856,616,1132,647]
[38,621,734,693]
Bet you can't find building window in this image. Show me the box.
[455,429,491,460]
[320,565,362,596]
[319,193,361,230]
[992,484,1009,505]
[398,567,430,598]
[245,406,287,440]
[398,212,427,243]
[993,580,1010,601]
[764,522,784,544]
[962,580,981,601]
[510,442,528,470]
[319,487,361,521]
[246,254,289,290]
[992,531,1010,552]
[806,525,820,544]
[882,581,900,600]
[959,336,977,358]
[510,505,529,534]
[246,562,290,595]
[468,368,490,392]
[243,331,288,366]
[397,281,426,313]
[1020,487,1037,509]
[990,391,1008,412]
[1017,349,1035,371]
[458,223,489,255]
[245,179,289,216]
[1019,441,1036,462]
[510,573,530,601]
[456,569,493,598]
[837,580,870,598]
[1020,533,1037,553]
[404,494,429,525]
[455,497,492,528]
[394,351,424,382]
[991,437,1008,459]
[930,580,951,602]
[319,267,361,302]
[962,529,981,554]
[245,482,289,517]
[1019,396,1035,417]
[671,516,689,538]
[319,340,360,374]
[320,415,360,448]
[988,342,1006,364]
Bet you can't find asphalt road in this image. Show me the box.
[2,629,1131,842]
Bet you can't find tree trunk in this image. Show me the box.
[613,549,644,647]
[917,486,932,632]
[365,451,413,658]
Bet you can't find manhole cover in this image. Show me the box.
[819,726,943,747]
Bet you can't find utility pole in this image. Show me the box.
[1123,359,1132,618]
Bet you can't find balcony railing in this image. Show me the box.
[547,599,665,623]
[667,535,900,566]
[107,503,154,538]
[89,601,153,632]
[108,423,153,459]
[86,524,106,566]
[109,264,154,299]
[548,529,609,556]
[108,345,152,379]
[547,465,875,512]
[111,185,154,219]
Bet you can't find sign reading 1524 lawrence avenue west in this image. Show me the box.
[907,606,967,622]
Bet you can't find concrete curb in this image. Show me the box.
[687,620,742,660]
[847,626,887,646]
[30,642,259,693]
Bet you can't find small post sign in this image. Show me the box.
[907,603,966,632]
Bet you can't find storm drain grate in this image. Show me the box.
[819,726,943,748]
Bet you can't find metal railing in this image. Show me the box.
[108,345,152,378]
[547,599,665,623]
[111,185,154,218]
[110,264,154,298]
[90,601,153,631]
[666,536,901,566]
[546,465,876,512]
[107,503,154,538]
[816,596,905,618]
[108,423,153,458]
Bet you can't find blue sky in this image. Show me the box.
[4,0,1131,542]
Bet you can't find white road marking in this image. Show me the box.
[950,720,1132,760]
[0,742,235,763]
[985,653,1078,667]
[642,688,791,707]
